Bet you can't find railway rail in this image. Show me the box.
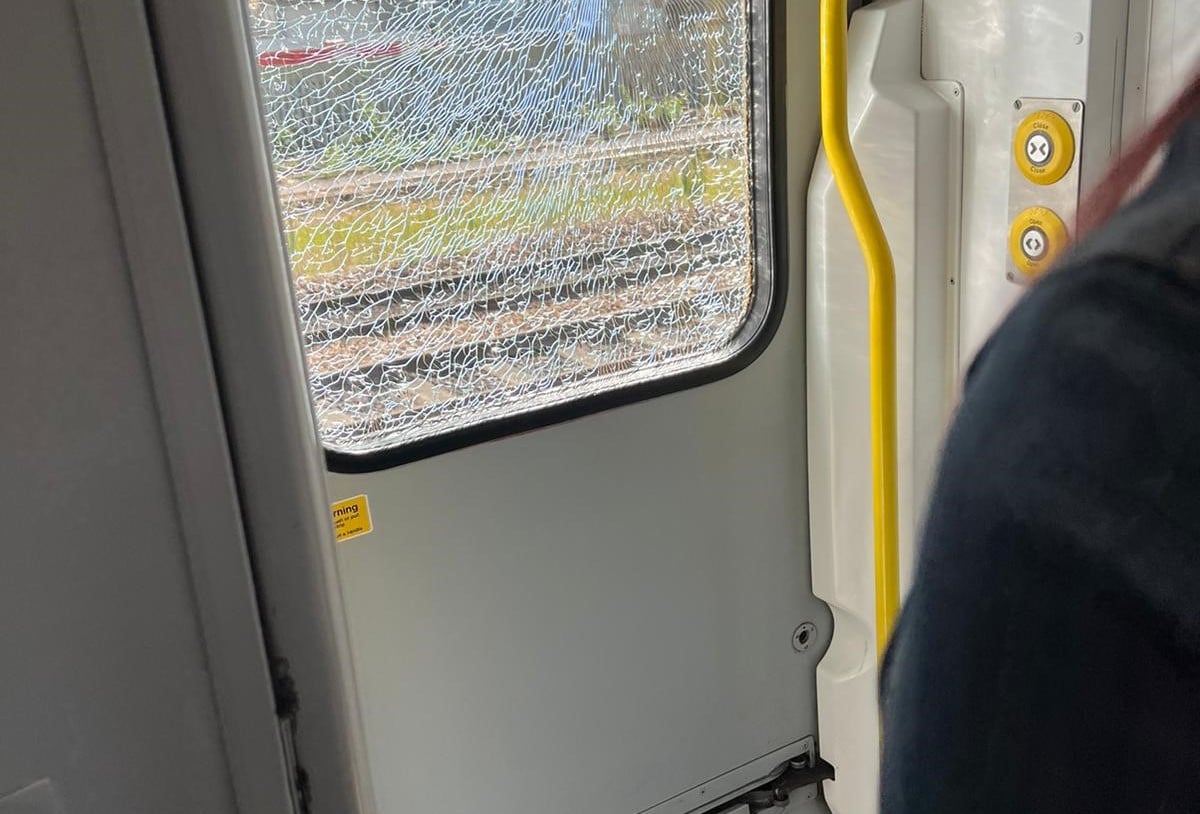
[277,120,744,207]
[299,226,743,344]
[316,277,747,451]
[301,224,752,449]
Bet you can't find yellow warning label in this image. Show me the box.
[331,495,373,543]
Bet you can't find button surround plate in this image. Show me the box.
[1007,98,1084,285]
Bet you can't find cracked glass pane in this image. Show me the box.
[248,0,762,456]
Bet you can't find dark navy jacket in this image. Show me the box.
[881,120,1200,812]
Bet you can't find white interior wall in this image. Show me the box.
[923,0,1200,365]
[922,0,1130,366]
[1147,0,1200,114]
[0,2,290,812]
[809,4,1141,814]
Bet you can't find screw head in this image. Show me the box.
[792,623,818,652]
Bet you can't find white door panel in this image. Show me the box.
[307,0,830,808]
[328,310,828,812]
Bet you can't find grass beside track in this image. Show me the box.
[284,154,747,278]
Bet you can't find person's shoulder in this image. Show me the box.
[962,252,1200,493]
[1040,249,1200,310]
[952,256,1200,646]
[969,255,1200,395]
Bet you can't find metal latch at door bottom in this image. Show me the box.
[725,752,836,813]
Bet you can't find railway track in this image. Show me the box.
[317,279,747,452]
[277,120,744,208]
[301,225,752,449]
[307,252,745,384]
[299,226,743,345]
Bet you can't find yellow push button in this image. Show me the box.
[1014,110,1076,186]
[1010,207,1069,279]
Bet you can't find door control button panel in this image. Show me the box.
[1007,99,1082,285]
[1009,207,1068,278]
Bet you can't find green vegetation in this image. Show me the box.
[285,155,747,277]
[584,93,689,139]
[269,92,522,177]
[275,92,714,177]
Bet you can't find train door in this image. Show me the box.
[126,0,1196,813]
[147,1,829,814]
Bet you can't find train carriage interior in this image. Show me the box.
[2,0,1198,812]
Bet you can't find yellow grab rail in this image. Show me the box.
[819,0,901,660]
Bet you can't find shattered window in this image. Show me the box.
[248,0,765,457]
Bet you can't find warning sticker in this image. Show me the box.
[331,495,373,543]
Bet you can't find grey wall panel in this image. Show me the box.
[69,0,299,810]
[0,781,64,814]
[0,2,250,811]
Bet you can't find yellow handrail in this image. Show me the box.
[819,0,901,660]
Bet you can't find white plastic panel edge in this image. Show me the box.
[806,1,962,812]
